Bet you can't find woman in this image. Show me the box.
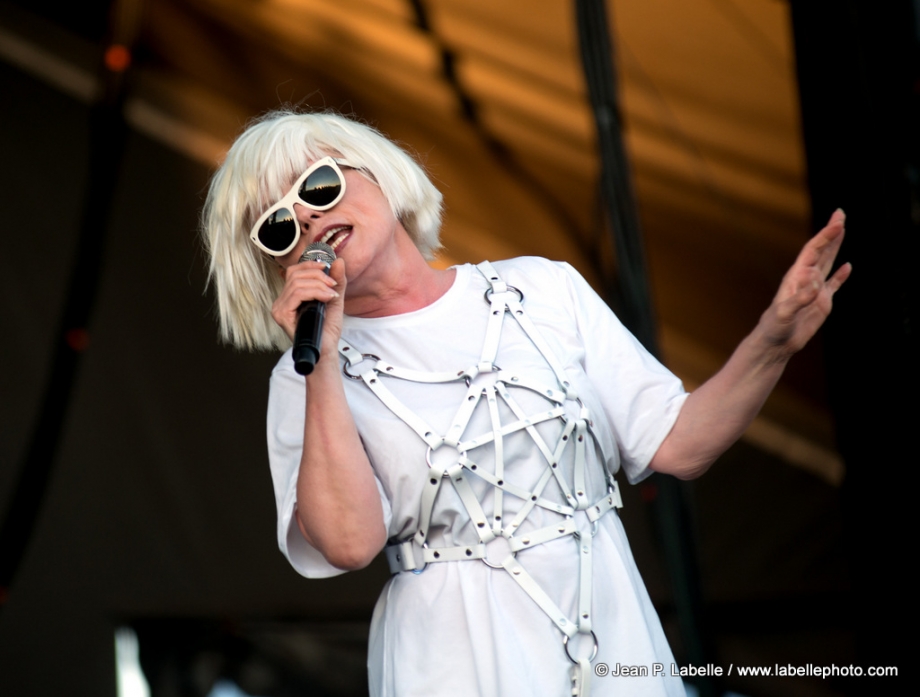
[202,110,850,696]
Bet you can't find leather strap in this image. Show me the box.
[340,263,624,696]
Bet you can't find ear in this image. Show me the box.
[279,266,286,280]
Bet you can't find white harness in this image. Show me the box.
[337,262,623,695]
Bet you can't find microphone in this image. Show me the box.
[292,242,336,376]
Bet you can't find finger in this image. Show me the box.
[816,232,845,281]
[328,258,346,284]
[812,209,845,250]
[287,261,339,283]
[827,207,846,228]
[825,261,852,294]
[795,209,846,275]
[812,208,845,239]
[325,259,347,303]
[284,278,340,305]
[823,233,847,284]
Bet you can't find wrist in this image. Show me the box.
[746,320,794,369]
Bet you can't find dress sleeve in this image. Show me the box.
[560,262,689,484]
[266,351,394,578]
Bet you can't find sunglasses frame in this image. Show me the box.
[249,156,351,257]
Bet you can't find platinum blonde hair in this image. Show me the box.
[201,109,444,351]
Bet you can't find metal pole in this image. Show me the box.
[574,2,717,694]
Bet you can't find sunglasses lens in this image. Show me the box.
[257,208,297,253]
[299,165,342,207]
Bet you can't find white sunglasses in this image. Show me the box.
[249,157,351,256]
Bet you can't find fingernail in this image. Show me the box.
[835,207,846,220]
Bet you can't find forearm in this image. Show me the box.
[650,212,851,479]
[295,355,387,570]
[649,323,789,479]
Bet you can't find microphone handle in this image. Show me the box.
[292,242,335,376]
[293,298,326,375]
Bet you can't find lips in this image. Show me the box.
[317,225,351,251]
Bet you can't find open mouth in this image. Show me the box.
[318,225,351,251]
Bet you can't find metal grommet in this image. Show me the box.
[567,515,580,540]
[483,285,524,305]
[342,353,381,380]
[562,631,598,664]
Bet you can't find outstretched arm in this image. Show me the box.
[649,209,852,479]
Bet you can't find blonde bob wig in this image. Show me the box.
[201,109,444,351]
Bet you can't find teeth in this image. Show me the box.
[319,226,350,245]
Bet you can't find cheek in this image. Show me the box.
[278,241,308,268]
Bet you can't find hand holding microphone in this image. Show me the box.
[293,242,337,375]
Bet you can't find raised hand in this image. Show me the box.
[650,209,852,479]
[757,209,852,358]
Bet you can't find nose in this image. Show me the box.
[291,206,325,251]
[293,203,324,222]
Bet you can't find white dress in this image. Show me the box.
[267,258,689,696]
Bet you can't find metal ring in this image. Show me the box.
[411,541,429,574]
[425,443,464,472]
[483,285,524,305]
[481,555,513,569]
[563,631,599,664]
[342,353,380,380]
[481,538,516,569]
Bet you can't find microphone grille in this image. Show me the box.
[299,241,336,265]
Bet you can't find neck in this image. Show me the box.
[343,236,455,318]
